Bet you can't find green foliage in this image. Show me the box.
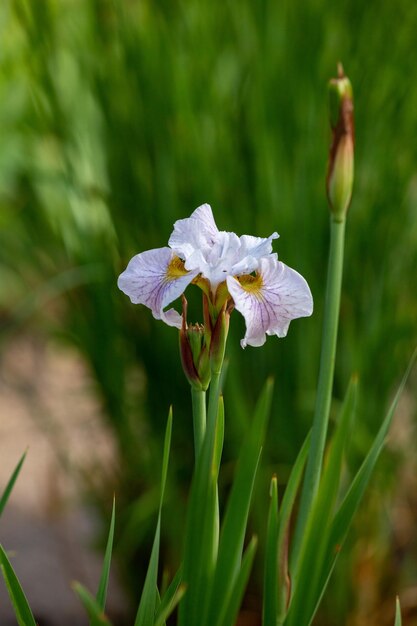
[134,408,173,626]
[74,409,176,626]
[289,379,357,588]
[96,496,116,611]
[203,379,273,626]
[395,597,402,626]
[0,451,26,519]
[1,0,416,621]
[73,490,115,623]
[285,353,415,626]
[73,582,113,626]
[0,453,36,625]
[263,477,278,626]
[0,544,36,626]
[178,383,224,626]
[153,568,185,626]
[179,378,273,626]
[217,536,258,626]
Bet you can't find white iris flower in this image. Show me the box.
[117,204,313,347]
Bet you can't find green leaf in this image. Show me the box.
[218,536,258,626]
[319,376,357,505]
[279,432,311,571]
[287,378,357,626]
[211,397,225,571]
[73,582,112,625]
[213,396,225,481]
[155,566,183,625]
[154,577,186,626]
[203,378,274,626]
[134,517,162,626]
[286,351,416,626]
[160,407,173,509]
[322,354,415,586]
[134,407,173,626]
[263,477,279,626]
[178,383,224,626]
[0,450,27,519]
[0,544,36,626]
[96,496,116,610]
[394,597,402,626]
[276,432,310,624]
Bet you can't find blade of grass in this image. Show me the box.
[191,388,206,461]
[394,597,402,626]
[203,378,273,626]
[212,396,225,569]
[316,376,358,515]
[218,536,258,626]
[287,351,415,626]
[0,450,27,519]
[160,408,173,509]
[155,566,182,624]
[278,432,310,562]
[286,379,357,626]
[276,432,310,625]
[324,352,416,570]
[73,582,112,625]
[134,408,173,626]
[178,382,224,626]
[0,544,36,626]
[289,378,357,579]
[213,396,225,481]
[96,496,116,610]
[263,476,278,626]
[154,567,184,626]
[154,582,186,626]
[134,518,162,626]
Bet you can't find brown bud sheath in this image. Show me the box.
[326,63,354,221]
[179,295,211,391]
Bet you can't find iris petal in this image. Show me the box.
[168,203,219,259]
[227,256,313,348]
[169,204,280,288]
[117,247,198,328]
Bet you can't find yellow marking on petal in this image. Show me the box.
[166,256,188,280]
[193,275,210,296]
[239,273,264,294]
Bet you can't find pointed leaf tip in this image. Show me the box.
[394,596,402,626]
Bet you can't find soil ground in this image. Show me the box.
[0,335,126,624]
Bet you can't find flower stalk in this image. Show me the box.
[291,65,354,581]
[191,387,207,461]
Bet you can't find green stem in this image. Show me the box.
[206,368,223,565]
[191,388,206,461]
[291,216,346,577]
[207,371,222,436]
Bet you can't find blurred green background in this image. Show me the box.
[1,0,417,623]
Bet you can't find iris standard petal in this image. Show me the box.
[238,233,279,261]
[117,247,198,328]
[169,204,280,290]
[168,203,219,260]
[230,233,279,277]
[226,256,313,348]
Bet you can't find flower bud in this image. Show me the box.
[326,63,354,221]
[209,301,231,375]
[179,296,211,391]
